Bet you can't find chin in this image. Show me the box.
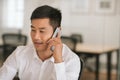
[34,45,46,52]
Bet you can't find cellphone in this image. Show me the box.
[52,27,61,38]
[50,27,61,52]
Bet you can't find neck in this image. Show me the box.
[37,50,52,61]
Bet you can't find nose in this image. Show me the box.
[34,31,41,40]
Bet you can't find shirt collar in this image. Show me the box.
[32,46,40,60]
[48,56,55,62]
[32,44,65,63]
[32,48,55,62]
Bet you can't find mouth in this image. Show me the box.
[34,42,44,46]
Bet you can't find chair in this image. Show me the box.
[78,57,84,80]
[70,34,86,58]
[61,36,77,51]
[70,34,83,43]
[2,33,27,61]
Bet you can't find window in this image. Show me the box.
[2,0,24,29]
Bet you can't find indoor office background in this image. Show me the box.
[0,0,120,80]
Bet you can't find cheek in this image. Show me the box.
[43,34,52,42]
[30,32,34,39]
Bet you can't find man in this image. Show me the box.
[0,5,80,80]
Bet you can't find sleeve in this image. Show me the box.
[0,48,18,80]
[54,55,81,80]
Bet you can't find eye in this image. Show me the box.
[40,30,45,33]
[31,29,36,32]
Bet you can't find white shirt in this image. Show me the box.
[0,44,80,80]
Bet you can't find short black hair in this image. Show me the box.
[30,5,62,29]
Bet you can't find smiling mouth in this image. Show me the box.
[34,42,42,45]
[34,42,46,46]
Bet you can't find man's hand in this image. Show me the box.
[47,31,63,63]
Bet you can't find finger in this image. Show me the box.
[47,38,54,43]
[47,41,54,51]
[47,41,56,52]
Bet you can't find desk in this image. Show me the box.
[75,43,119,80]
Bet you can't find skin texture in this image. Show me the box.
[31,18,63,63]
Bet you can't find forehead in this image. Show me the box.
[31,18,52,28]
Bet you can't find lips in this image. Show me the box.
[34,42,44,46]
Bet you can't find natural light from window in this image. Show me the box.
[2,0,24,29]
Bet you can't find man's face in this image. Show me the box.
[31,18,54,52]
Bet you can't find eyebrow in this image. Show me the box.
[31,25,46,30]
[31,25,34,28]
[31,25,36,28]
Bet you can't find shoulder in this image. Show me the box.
[13,44,35,59]
[62,44,80,71]
[15,44,34,53]
[62,44,80,62]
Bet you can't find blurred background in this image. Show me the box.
[0,0,120,80]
